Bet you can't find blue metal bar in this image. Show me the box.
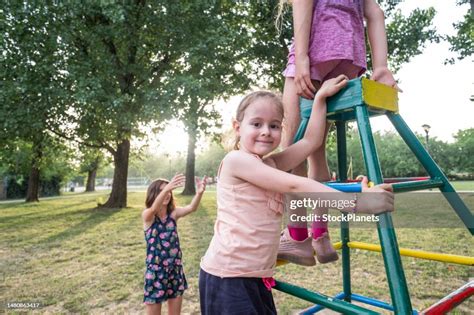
[326,182,361,192]
[300,292,346,314]
[274,281,379,315]
[351,294,419,315]
[352,294,396,312]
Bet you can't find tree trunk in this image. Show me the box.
[25,139,43,202]
[25,166,40,202]
[85,167,97,192]
[100,139,130,208]
[182,127,196,195]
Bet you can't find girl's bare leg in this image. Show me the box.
[278,77,317,266]
[167,296,183,315]
[145,303,162,315]
[308,123,339,263]
[282,77,307,231]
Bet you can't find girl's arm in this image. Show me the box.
[293,0,316,99]
[227,151,393,214]
[364,0,401,91]
[142,174,185,225]
[270,75,348,172]
[172,177,207,220]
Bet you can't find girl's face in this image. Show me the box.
[160,182,171,205]
[234,98,283,157]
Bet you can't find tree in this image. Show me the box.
[453,128,474,174]
[79,148,106,192]
[166,2,252,194]
[446,0,473,64]
[0,138,74,199]
[1,3,70,202]
[196,142,227,179]
[50,1,262,206]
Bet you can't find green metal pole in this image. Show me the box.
[392,179,444,193]
[387,113,474,235]
[355,105,413,314]
[293,97,312,142]
[274,280,379,315]
[336,120,351,302]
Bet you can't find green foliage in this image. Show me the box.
[378,7,439,72]
[1,3,70,139]
[444,0,473,64]
[127,141,225,182]
[452,128,474,173]
[246,0,292,89]
[128,152,185,181]
[195,142,227,178]
[79,147,107,174]
[326,128,470,179]
[0,138,74,198]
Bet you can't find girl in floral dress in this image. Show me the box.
[142,174,206,315]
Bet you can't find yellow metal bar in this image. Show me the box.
[347,241,474,266]
[361,78,399,113]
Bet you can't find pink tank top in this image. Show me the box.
[287,0,367,70]
[200,153,284,278]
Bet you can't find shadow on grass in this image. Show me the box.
[38,207,121,246]
[0,201,95,226]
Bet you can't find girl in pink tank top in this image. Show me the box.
[199,84,396,314]
[276,0,401,266]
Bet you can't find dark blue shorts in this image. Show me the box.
[199,269,277,315]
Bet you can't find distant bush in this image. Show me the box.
[5,176,61,199]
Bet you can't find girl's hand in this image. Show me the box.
[196,176,208,194]
[357,176,394,214]
[164,174,185,192]
[315,74,349,100]
[295,54,316,99]
[371,67,402,92]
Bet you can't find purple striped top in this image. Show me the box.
[287,0,367,71]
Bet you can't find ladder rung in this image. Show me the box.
[326,179,444,193]
[325,182,361,192]
[393,179,444,192]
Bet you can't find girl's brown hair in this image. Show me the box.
[233,90,284,150]
[145,179,176,216]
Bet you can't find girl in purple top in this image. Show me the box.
[276,0,400,266]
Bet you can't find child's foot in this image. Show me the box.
[312,232,338,264]
[277,228,316,266]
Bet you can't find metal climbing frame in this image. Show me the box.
[274,78,474,314]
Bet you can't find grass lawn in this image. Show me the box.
[451,180,474,191]
[1,191,473,314]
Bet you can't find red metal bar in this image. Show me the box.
[423,282,474,314]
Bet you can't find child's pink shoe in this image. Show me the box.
[312,232,338,264]
[277,228,316,266]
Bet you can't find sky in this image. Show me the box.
[155,1,473,155]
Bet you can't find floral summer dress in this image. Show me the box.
[143,214,188,304]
